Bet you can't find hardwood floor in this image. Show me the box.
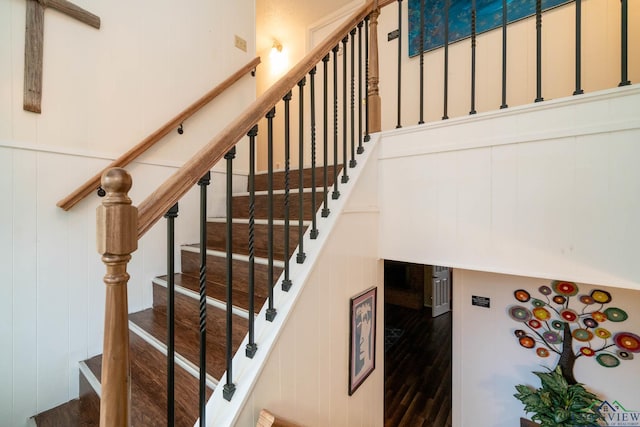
[384,303,452,427]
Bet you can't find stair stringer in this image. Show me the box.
[203,134,383,427]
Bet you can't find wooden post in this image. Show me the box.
[368,0,382,133]
[24,0,45,113]
[96,168,137,427]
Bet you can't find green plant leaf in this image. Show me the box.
[514,367,604,427]
[554,408,569,423]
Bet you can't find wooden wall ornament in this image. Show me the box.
[23,0,100,113]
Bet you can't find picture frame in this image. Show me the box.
[349,286,377,395]
[408,0,573,56]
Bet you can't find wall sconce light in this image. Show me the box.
[271,40,283,54]
[269,39,288,77]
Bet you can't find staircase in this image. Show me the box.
[34,166,338,426]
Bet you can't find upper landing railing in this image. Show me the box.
[56,56,260,211]
[389,0,635,126]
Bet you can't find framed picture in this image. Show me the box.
[408,0,572,56]
[349,286,377,395]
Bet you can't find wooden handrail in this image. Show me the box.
[56,56,261,211]
[256,409,300,427]
[137,0,392,238]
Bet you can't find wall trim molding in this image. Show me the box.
[378,85,640,160]
[0,139,249,175]
[306,0,366,53]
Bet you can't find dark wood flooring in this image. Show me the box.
[384,303,452,427]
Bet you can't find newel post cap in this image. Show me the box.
[96,168,138,255]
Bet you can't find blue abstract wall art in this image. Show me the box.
[408,0,573,56]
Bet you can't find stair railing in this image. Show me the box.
[96,1,389,426]
[94,0,637,424]
[400,0,635,128]
[57,56,260,212]
[136,0,390,239]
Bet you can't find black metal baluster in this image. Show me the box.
[266,108,277,322]
[357,21,365,154]
[350,28,357,168]
[419,0,425,124]
[332,46,341,200]
[309,67,319,239]
[197,172,210,426]
[501,0,508,109]
[322,55,331,218]
[535,0,544,102]
[397,0,403,128]
[364,16,371,142]
[470,0,477,114]
[165,202,178,426]
[246,126,258,356]
[341,36,349,184]
[297,78,307,264]
[619,0,631,86]
[282,93,293,291]
[223,147,236,401]
[573,0,583,95]
[442,0,449,120]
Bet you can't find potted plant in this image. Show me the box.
[514,367,604,427]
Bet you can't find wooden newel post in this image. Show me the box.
[96,168,138,427]
[368,0,382,133]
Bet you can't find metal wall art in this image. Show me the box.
[507,280,639,384]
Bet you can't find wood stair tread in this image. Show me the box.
[36,333,210,427]
[205,220,305,260]
[67,332,209,427]
[181,249,283,296]
[34,374,100,427]
[182,244,286,266]
[34,399,98,427]
[253,165,342,192]
[157,273,267,314]
[231,191,325,221]
[129,292,248,380]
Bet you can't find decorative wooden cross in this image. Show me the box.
[24,0,100,113]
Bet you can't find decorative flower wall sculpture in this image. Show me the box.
[508,281,638,384]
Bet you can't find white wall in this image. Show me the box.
[236,214,383,427]
[379,85,640,291]
[0,0,256,425]
[453,270,640,427]
[378,85,640,426]
[255,0,364,171]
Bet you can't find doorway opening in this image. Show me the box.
[383,260,452,427]
[384,261,451,316]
